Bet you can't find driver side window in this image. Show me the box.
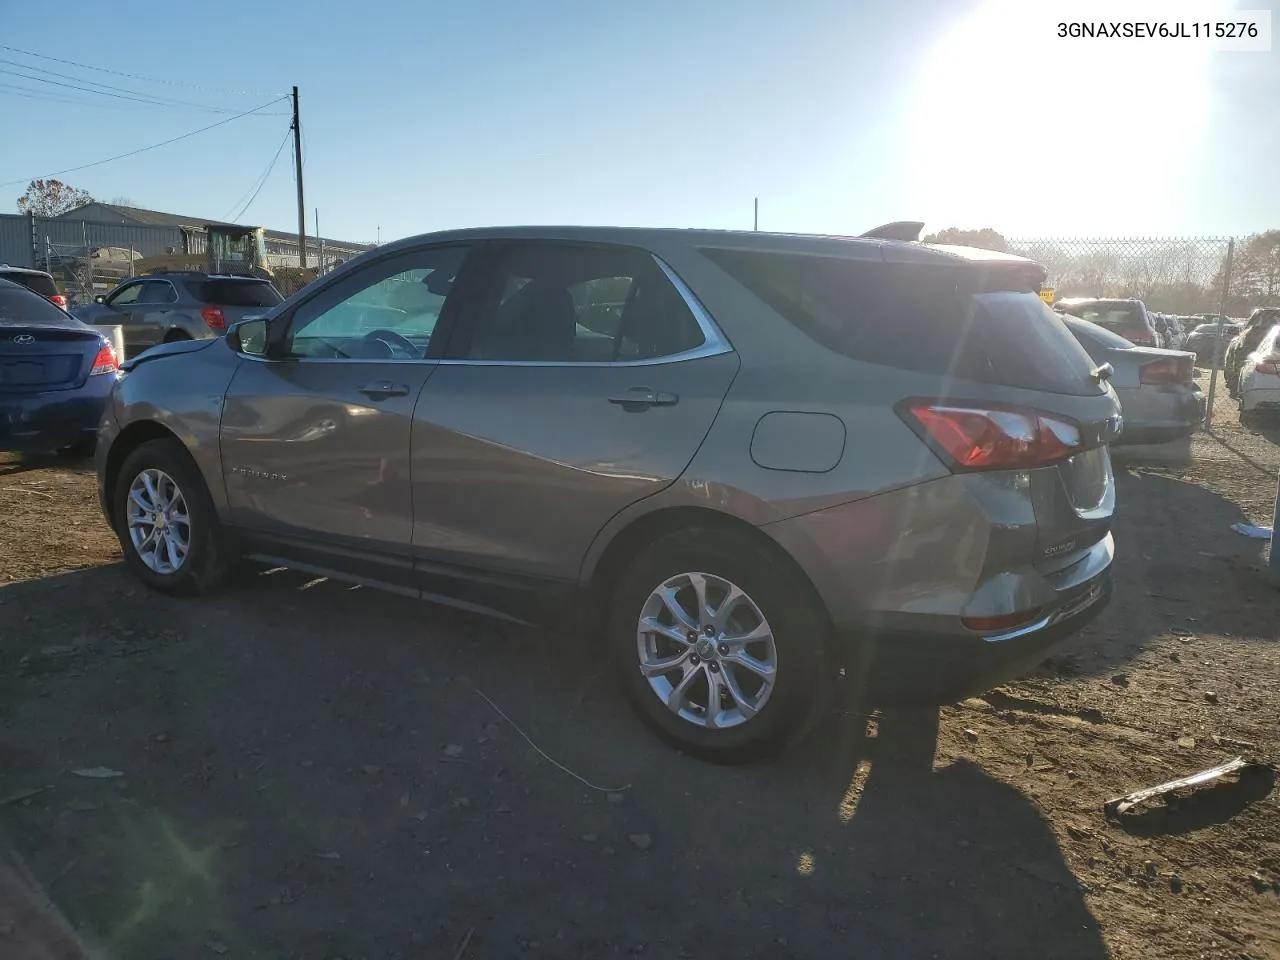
[285,245,470,360]
[107,282,143,307]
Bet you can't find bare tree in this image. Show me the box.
[16,179,93,217]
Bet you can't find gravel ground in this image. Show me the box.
[0,375,1277,960]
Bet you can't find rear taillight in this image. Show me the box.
[89,343,118,376]
[1139,357,1192,384]
[901,401,1083,471]
[49,294,68,309]
[201,305,226,330]
[1256,360,1280,376]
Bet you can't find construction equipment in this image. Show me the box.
[133,223,319,296]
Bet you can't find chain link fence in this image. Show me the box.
[1008,235,1242,424]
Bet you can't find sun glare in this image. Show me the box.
[906,0,1233,232]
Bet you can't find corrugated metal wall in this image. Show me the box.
[0,213,186,268]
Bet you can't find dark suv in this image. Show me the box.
[0,265,66,310]
[72,272,283,359]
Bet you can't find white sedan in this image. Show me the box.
[1239,324,1280,417]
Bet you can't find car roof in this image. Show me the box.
[0,265,55,278]
[373,225,1044,270]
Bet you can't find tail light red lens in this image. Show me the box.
[1256,361,1280,376]
[902,402,1083,471]
[89,343,118,376]
[1139,357,1192,384]
[201,305,226,331]
[49,294,68,309]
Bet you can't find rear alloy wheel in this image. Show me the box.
[113,439,233,595]
[610,528,831,763]
[637,571,779,730]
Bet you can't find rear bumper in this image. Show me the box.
[852,568,1112,702]
[1111,384,1203,445]
[1241,377,1280,413]
[0,380,113,453]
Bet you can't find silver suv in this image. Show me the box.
[73,272,282,359]
[96,226,1121,761]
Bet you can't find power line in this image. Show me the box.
[0,63,279,114]
[0,57,284,113]
[0,44,279,98]
[0,80,286,115]
[0,96,289,188]
[224,127,293,222]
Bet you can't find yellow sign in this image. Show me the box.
[1039,288,1055,304]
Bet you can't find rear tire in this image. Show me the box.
[607,527,833,764]
[112,439,234,595]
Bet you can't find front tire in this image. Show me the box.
[608,527,833,763]
[112,439,234,595]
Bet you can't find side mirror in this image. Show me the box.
[227,317,270,357]
[94,295,106,304]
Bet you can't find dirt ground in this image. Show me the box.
[1,374,1278,960]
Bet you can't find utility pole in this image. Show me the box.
[753,197,759,231]
[291,85,307,269]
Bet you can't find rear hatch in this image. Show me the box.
[187,277,283,331]
[702,246,1120,568]
[0,284,108,393]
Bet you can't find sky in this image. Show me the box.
[1,0,1277,246]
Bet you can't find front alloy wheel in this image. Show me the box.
[637,572,778,729]
[126,468,191,574]
[112,438,234,595]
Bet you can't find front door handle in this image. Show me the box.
[607,386,679,411]
[359,380,410,399]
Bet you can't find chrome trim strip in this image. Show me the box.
[979,580,1105,644]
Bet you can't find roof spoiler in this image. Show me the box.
[859,221,925,242]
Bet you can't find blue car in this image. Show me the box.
[0,278,119,457]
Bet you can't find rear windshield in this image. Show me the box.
[0,271,58,299]
[701,248,1103,396]
[1055,301,1147,331]
[1062,314,1133,350]
[0,285,80,327]
[189,279,283,308]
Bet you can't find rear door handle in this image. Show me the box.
[607,386,679,411]
[359,380,410,399]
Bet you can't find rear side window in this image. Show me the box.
[1,271,57,299]
[701,249,1103,395]
[0,286,79,327]
[191,279,283,308]
[466,243,705,362]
